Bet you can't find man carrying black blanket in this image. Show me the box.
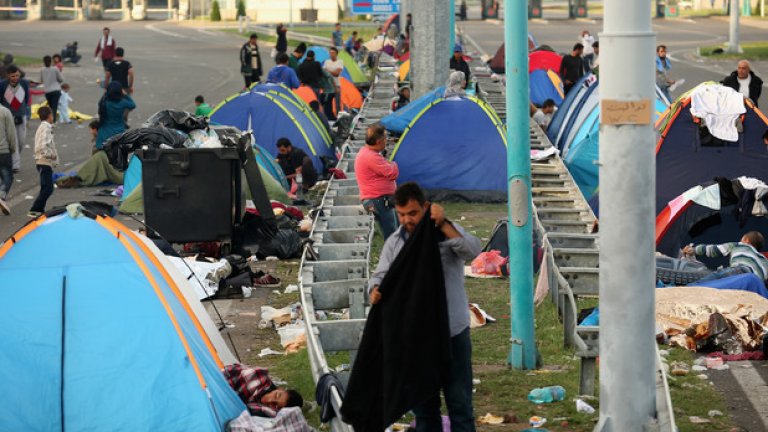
[340,182,482,432]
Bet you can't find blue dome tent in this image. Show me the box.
[380,86,446,134]
[210,90,335,173]
[389,97,507,202]
[0,207,246,431]
[529,69,564,107]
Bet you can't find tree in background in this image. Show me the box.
[210,0,221,21]
[236,0,246,18]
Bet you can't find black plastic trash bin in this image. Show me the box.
[138,147,243,244]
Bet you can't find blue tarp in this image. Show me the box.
[121,155,142,202]
[0,213,246,431]
[211,91,334,173]
[380,86,445,134]
[390,97,507,202]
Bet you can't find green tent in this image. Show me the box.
[339,51,368,84]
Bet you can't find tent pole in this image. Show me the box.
[597,0,657,429]
[504,0,536,370]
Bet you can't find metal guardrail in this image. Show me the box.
[299,53,398,432]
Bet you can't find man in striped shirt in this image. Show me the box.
[683,231,768,284]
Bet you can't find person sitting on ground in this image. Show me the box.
[444,71,467,98]
[533,99,557,130]
[194,95,212,117]
[276,137,317,191]
[449,44,471,89]
[683,231,768,285]
[721,60,763,108]
[223,364,303,418]
[267,53,300,89]
[61,41,81,65]
[392,86,410,112]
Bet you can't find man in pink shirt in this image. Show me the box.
[354,123,399,239]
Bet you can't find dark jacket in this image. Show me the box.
[276,26,288,53]
[240,42,263,77]
[449,56,471,88]
[298,59,323,88]
[340,208,451,431]
[722,70,763,107]
[0,78,30,119]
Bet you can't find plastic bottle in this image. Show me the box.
[296,172,304,199]
[527,386,566,404]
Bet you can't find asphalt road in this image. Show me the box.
[460,15,768,107]
[0,19,271,237]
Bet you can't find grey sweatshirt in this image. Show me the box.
[40,66,64,93]
[0,105,17,155]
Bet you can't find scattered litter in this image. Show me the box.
[224,323,235,328]
[575,399,595,414]
[257,348,284,358]
[24,195,34,200]
[241,286,252,298]
[708,410,723,417]
[334,364,350,373]
[472,378,481,385]
[712,364,730,371]
[706,357,724,369]
[658,349,670,357]
[272,290,280,295]
[469,303,496,328]
[696,374,708,380]
[693,357,706,366]
[688,416,711,424]
[670,361,690,376]
[692,365,707,372]
[528,416,547,427]
[478,413,504,425]
[284,284,299,294]
[266,256,279,261]
[278,322,306,347]
[460,216,466,221]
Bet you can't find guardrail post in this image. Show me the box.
[598,0,657,429]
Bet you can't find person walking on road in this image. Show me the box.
[656,45,675,103]
[721,60,763,107]
[240,34,263,89]
[0,65,30,172]
[355,123,399,240]
[322,47,344,119]
[28,105,58,218]
[560,43,585,95]
[94,27,117,70]
[267,53,300,89]
[95,82,136,151]
[0,104,17,215]
[105,47,134,94]
[275,23,288,60]
[40,55,64,123]
[580,31,595,72]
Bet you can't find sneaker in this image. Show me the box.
[0,199,9,215]
[27,211,42,218]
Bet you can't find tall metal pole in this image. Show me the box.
[727,0,742,53]
[504,0,536,370]
[597,0,656,430]
[289,0,293,28]
[411,0,450,97]
[449,0,456,53]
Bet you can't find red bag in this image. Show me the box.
[470,250,508,276]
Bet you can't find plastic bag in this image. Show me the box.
[470,250,508,276]
[143,109,208,133]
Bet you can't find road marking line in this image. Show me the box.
[196,28,217,36]
[144,23,188,39]
[728,364,768,430]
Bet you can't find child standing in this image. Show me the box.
[58,83,73,124]
[29,106,58,217]
[194,95,213,117]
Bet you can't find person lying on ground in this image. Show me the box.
[223,364,303,417]
[683,230,768,285]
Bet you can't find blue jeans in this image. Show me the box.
[362,196,398,240]
[30,165,53,213]
[412,327,475,432]
[0,153,12,199]
[693,265,750,284]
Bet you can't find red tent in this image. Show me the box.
[529,50,563,73]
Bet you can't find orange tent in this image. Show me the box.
[333,77,363,116]
[293,85,318,106]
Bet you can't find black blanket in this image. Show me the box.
[340,208,451,431]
